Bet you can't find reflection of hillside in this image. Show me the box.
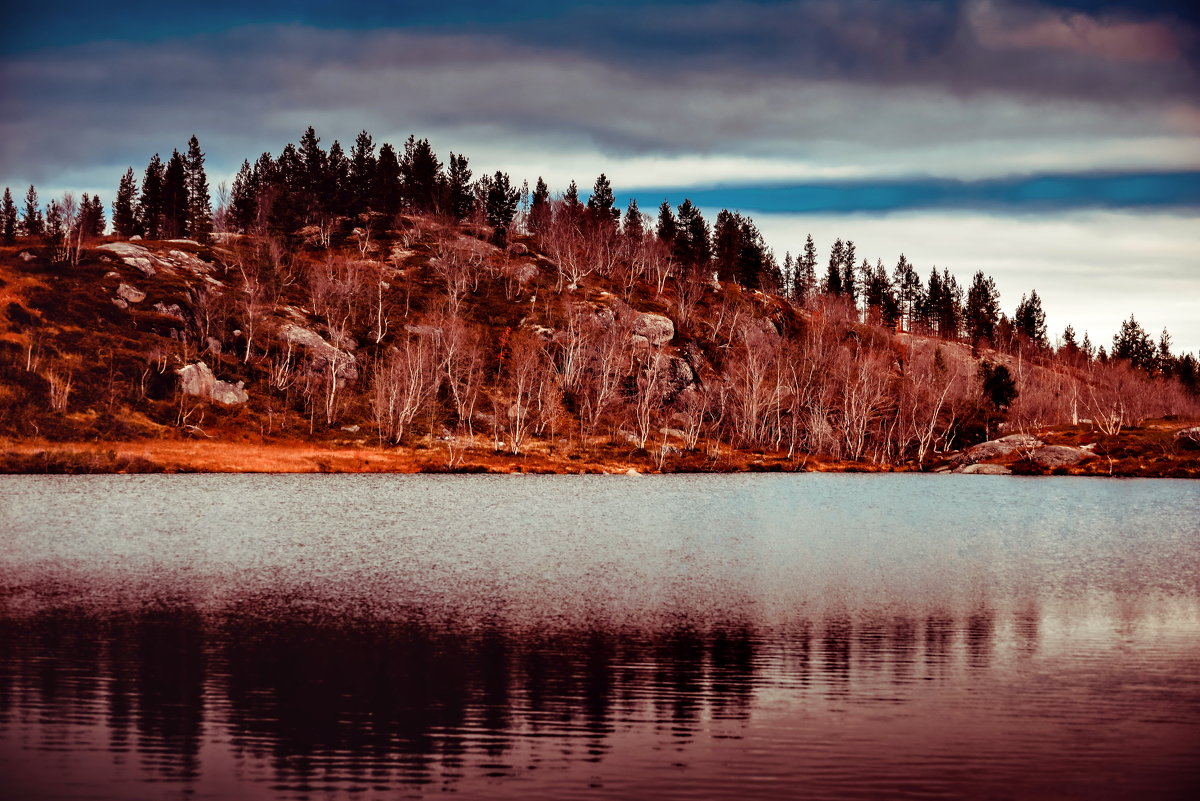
[0,607,1014,794]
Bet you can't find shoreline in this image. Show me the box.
[3,419,1197,477]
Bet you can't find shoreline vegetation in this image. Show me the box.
[2,129,1198,477]
[2,419,1198,476]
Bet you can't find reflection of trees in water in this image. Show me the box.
[0,606,1007,792]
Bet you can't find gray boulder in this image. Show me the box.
[116,283,146,304]
[956,463,1013,475]
[1175,426,1200,450]
[177,361,248,405]
[1030,445,1090,469]
[280,323,358,381]
[961,433,1044,464]
[632,312,675,346]
[97,242,156,276]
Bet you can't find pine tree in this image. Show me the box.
[586,173,619,230]
[656,201,677,246]
[79,193,105,238]
[712,209,741,283]
[374,143,402,218]
[1112,315,1155,372]
[446,153,474,221]
[348,131,377,216]
[400,136,442,213]
[485,171,520,246]
[864,258,898,326]
[1157,329,1173,377]
[792,234,817,306]
[325,140,350,218]
[841,240,856,303]
[737,216,767,290]
[1013,289,1048,347]
[228,160,256,233]
[674,200,710,273]
[622,198,644,243]
[825,238,844,295]
[893,254,923,331]
[964,270,1000,345]
[162,150,189,238]
[139,155,165,238]
[112,168,139,238]
[1,188,17,243]
[21,185,44,238]
[529,177,551,234]
[296,126,327,222]
[938,268,962,339]
[185,136,213,241]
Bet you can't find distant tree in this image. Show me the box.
[1,188,17,243]
[161,150,189,238]
[446,153,474,221]
[44,198,64,245]
[185,135,213,242]
[79,192,105,238]
[586,173,619,230]
[295,126,326,221]
[1156,329,1173,378]
[1112,315,1156,372]
[964,270,1000,345]
[1013,289,1048,347]
[712,209,741,284]
[622,198,644,242]
[112,168,139,238]
[737,216,769,291]
[841,239,856,303]
[139,155,165,238]
[674,199,710,274]
[936,268,962,339]
[325,139,350,218]
[863,258,898,326]
[893,254,923,331]
[374,142,403,219]
[400,136,442,213]
[485,171,520,246]
[792,234,818,306]
[529,177,551,235]
[825,238,844,295]
[21,185,44,238]
[655,200,677,246]
[348,130,377,216]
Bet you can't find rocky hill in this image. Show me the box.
[1,217,1197,475]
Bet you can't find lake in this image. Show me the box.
[1,474,1197,799]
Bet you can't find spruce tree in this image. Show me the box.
[374,143,402,218]
[113,168,140,238]
[893,254,923,331]
[529,177,551,234]
[712,209,741,283]
[185,136,213,241]
[325,140,350,218]
[825,238,844,295]
[841,240,856,302]
[22,185,44,238]
[348,131,377,216]
[297,126,327,221]
[656,201,677,246]
[485,171,520,246]
[1,187,17,243]
[737,217,767,290]
[1013,290,1047,347]
[400,136,442,213]
[1112,315,1155,372]
[139,155,165,238]
[938,268,962,339]
[162,150,189,239]
[586,173,619,229]
[965,270,1000,345]
[792,234,818,306]
[446,153,474,221]
[622,198,644,243]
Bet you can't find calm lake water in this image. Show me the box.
[1,474,1197,800]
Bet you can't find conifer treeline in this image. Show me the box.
[0,126,1195,385]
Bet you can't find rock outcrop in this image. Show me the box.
[116,283,146,304]
[959,433,1043,465]
[1175,426,1200,450]
[632,312,674,346]
[98,243,156,276]
[955,463,1013,475]
[1029,445,1090,469]
[280,323,358,381]
[176,361,249,405]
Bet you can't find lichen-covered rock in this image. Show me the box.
[176,361,248,405]
[279,323,358,381]
[116,283,146,303]
[98,242,156,276]
[1030,445,1090,468]
[960,433,1044,465]
[632,312,674,346]
[1175,426,1200,450]
[956,463,1013,475]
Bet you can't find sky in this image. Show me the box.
[2,0,1198,351]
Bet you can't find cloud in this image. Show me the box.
[1,21,1196,192]
[749,209,1200,353]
